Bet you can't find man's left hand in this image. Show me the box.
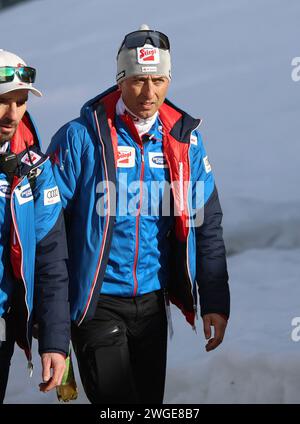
[39,352,66,392]
[202,313,228,352]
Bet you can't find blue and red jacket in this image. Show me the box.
[48,86,230,328]
[0,112,70,360]
[100,113,174,297]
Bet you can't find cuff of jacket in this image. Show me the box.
[199,283,230,320]
[39,349,67,357]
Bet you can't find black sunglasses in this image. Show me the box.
[0,66,36,84]
[118,30,170,55]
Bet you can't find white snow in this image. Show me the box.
[1,0,299,404]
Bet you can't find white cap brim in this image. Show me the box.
[0,81,42,97]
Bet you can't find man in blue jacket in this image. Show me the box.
[0,49,70,403]
[48,25,230,404]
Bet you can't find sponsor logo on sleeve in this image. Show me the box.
[0,181,11,199]
[50,147,60,166]
[148,152,168,168]
[190,134,198,146]
[44,186,61,206]
[137,47,160,64]
[15,183,33,205]
[117,146,135,168]
[21,151,42,166]
[203,156,212,173]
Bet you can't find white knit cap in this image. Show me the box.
[116,24,171,83]
[0,49,42,97]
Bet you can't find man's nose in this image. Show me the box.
[142,81,155,99]
[5,103,18,121]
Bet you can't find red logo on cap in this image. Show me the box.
[137,47,160,64]
[139,48,156,61]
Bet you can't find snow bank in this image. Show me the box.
[223,198,300,255]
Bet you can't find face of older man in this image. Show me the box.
[119,74,169,119]
[0,90,28,144]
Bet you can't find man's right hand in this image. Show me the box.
[39,352,66,392]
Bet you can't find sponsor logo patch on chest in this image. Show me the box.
[117,146,135,168]
[44,186,61,206]
[148,152,168,168]
[15,183,33,205]
[137,47,160,64]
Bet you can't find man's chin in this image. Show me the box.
[0,129,16,144]
[137,109,157,119]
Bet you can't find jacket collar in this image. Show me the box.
[81,85,201,143]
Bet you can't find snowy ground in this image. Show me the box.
[1,0,300,404]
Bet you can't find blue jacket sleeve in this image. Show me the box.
[32,158,70,355]
[192,131,230,318]
[46,121,84,214]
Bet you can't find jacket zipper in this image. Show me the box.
[179,161,184,212]
[10,176,31,362]
[132,146,145,296]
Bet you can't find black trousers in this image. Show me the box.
[71,290,168,404]
[0,315,15,404]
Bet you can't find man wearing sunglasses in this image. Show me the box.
[48,25,230,404]
[0,49,70,403]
